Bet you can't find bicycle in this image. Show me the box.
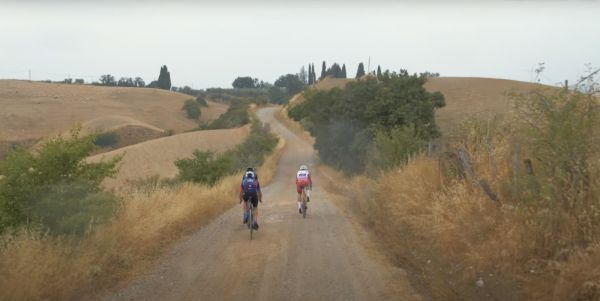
[246,201,256,240]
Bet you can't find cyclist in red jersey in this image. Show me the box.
[295,164,312,213]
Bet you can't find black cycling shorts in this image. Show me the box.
[243,193,259,208]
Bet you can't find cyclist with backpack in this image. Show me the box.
[239,167,262,230]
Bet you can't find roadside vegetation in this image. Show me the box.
[177,121,278,185]
[0,120,284,301]
[309,69,600,300]
[289,70,445,174]
[0,128,121,236]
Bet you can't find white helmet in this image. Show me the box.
[299,164,308,171]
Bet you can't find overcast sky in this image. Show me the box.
[1,1,599,88]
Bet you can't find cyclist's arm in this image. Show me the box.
[239,184,243,203]
[309,173,313,188]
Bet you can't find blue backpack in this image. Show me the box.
[242,177,257,195]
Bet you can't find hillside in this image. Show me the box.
[0,80,228,157]
[291,76,546,130]
[87,125,251,189]
[424,77,546,129]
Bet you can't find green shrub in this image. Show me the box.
[196,95,208,107]
[182,99,201,119]
[176,122,278,185]
[289,72,445,174]
[202,100,250,130]
[27,182,118,236]
[0,128,120,234]
[175,150,234,185]
[94,132,120,147]
[371,125,428,171]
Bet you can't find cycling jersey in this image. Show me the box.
[295,169,312,194]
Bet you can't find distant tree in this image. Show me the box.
[274,74,305,95]
[118,77,134,87]
[74,78,84,84]
[298,66,308,85]
[157,65,171,90]
[146,80,158,88]
[355,63,365,79]
[320,61,326,80]
[62,78,73,84]
[232,76,258,89]
[342,64,347,78]
[179,85,194,95]
[307,64,313,85]
[326,63,343,78]
[377,65,382,78]
[100,74,116,86]
[133,77,145,87]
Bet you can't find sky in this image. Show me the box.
[0,1,599,89]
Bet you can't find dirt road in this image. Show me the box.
[104,107,421,301]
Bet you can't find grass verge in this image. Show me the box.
[0,130,285,301]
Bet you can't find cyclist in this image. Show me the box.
[240,168,262,230]
[295,164,312,214]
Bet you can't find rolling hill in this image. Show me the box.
[0,80,228,157]
[87,125,251,189]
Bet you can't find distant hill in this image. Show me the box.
[87,125,251,189]
[424,77,547,130]
[0,80,228,157]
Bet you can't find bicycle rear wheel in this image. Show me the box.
[249,205,254,240]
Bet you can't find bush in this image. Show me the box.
[175,150,234,185]
[94,132,120,147]
[182,99,201,119]
[196,95,208,107]
[370,125,428,171]
[27,182,118,236]
[202,100,250,130]
[289,71,445,174]
[176,122,278,185]
[0,128,120,235]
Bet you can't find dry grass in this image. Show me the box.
[425,77,551,131]
[320,128,600,300]
[274,106,314,145]
[0,130,286,301]
[0,80,230,160]
[87,125,251,189]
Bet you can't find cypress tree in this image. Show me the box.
[377,65,382,78]
[308,64,313,85]
[342,64,347,78]
[355,63,365,79]
[157,65,171,90]
[320,61,326,80]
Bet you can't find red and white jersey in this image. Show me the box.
[296,169,312,186]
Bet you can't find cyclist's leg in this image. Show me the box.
[252,196,259,228]
[296,183,303,212]
[242,195,249,223]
